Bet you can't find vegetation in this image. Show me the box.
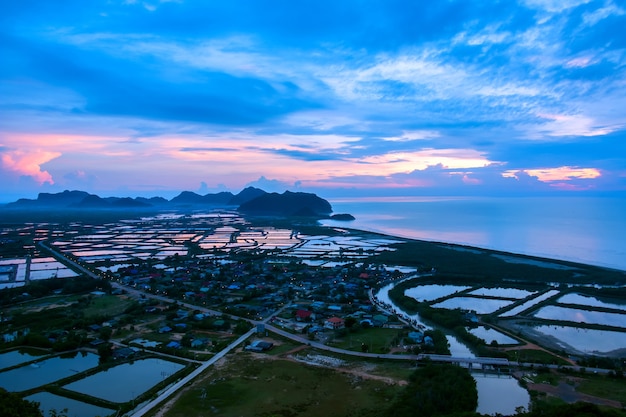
[371,240,626,285]
[383,363,477,417]
[0,388,43,417]
[160,353,400,417]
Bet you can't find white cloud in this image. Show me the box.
[382,130,441,142]
[521,0,592,13]
[583,1,625,26]
[535,113,619,137]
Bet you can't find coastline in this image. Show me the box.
[320,221,626,274]
[323,195,626,272]
[321,222,626,276]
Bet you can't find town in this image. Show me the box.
[1,210,625,416]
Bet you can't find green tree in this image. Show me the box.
[0,388,43,417]
[385,364,477,417]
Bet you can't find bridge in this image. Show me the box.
[417,354,510,368]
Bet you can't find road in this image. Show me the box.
[130,328,256,417]
[37,238,615,416]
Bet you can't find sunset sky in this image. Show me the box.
[2,0,625,202]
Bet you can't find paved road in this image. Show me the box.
[38,238,615,415]
[130,328,256,417]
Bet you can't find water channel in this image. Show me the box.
[375,282,530,415]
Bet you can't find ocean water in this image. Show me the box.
[321,196,626,271]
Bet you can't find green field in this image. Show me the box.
[577,375,626,405]
[82,295,134,318]
[330,327,403,353]
[158,352,401,417]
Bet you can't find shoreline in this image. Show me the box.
[321,222,626,274]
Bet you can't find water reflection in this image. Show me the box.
[404,284,470,302]
[531,325,626,355]
[432,297,513,314]
[63,358,185,403]
[0,348,48,370]
[557,293,626,312]
[474,373,529,415]
[533,305,626,328]
[469,326,519,345]
[26,392,114,417]
[0,351,99,392]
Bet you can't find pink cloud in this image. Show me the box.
[1,150,61,184]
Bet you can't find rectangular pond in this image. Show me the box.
[0,351,99,392]
[432,297,514,314]
[468,287,535,299]
[63,358,185,403]
[529,325,626,355]
[26,392,115,417]
[468,326,519,345]
[533,305,626,328]
[557,293,626,312]
[0,348,49,370]
[499,290,560,317]
[404,284,471,303]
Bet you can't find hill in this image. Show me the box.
[2,188,344,219]
[238,191,332,217]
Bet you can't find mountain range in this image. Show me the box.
[3,188,354,219]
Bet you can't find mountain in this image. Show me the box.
[228,187,267,205]
[2,189,344,219]
[8,190,92,208]
[237,191,332,217]
[170,191,235,206]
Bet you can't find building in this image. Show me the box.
[324,317,345,330]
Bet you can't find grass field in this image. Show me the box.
[330,327,403,353]
[159,352,402,417]
[577,375,626,405]
[82,295,134,318]
[504,348,571,366]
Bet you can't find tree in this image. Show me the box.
[97,343,113,363]
[385,364,477,417]
[0,388,43,417]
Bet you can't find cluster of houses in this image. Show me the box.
[110,256,404,320]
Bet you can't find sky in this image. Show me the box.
[1,0,626,202]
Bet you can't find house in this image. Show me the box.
[245,340,274,352]
[112,347,135,360]
[191,338,209,348]
[159,326,173,334]
[424,336,434,346]
[295,309,313,321]
[324,317,345,330]
[195,313,211,321]
[88,324,101,332]
[166,341,181,349]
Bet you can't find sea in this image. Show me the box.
[320,196,626,272]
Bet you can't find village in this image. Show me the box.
[1,211,626,416]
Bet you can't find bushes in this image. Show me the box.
[385,363,477,417]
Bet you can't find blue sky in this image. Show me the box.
[1,0,625,201]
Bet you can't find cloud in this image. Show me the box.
[582,1,625,26]
[244,176,291,193]
[534,113,619,137]
[1,149,61,184]
[503,166,601,182]
[382,130,441,142]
